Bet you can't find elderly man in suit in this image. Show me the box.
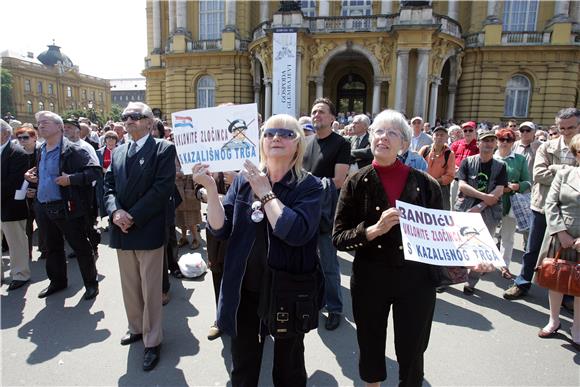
[104,102,176,371]
[1,119,31,290]
[349,114,373,170]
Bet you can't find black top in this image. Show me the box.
[243,213,268,292]
[303,132,351,178]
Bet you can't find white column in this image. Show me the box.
[372,79,381,116]
[448,0,459,20]
[381,0,393,14]
[264,78,272,119]
[553,0,570,20]
[428,77,441,126]
[296,50,302,118]
[152,0,161,52]
[168,0,176,35]
[260,0,269,23]
[225,0,237,28]
[319,0,330,17]
[413,49,430,118]
[176,0,187,33]
[446,87,456,121]
[487,0,497,18]
[315,77,324,99]
[394,49,409,114]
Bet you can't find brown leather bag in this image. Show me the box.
[535,248,580,297]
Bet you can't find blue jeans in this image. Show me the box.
[514,210,547,291]
[318,232,343,314]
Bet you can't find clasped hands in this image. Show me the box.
[113,209,134,233]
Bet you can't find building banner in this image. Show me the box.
[272,31,297,115]
[395,200,504,267]
[171,103,260,173]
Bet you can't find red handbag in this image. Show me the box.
[534,248,580,297]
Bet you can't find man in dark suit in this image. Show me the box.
[349,114,373,170]
[104,102,176,372]
[1,119,31,290]
[24,111,101,300]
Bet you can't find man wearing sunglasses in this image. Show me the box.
[505,107,580,300]
[513,121,540,182]
[104,102,176,371]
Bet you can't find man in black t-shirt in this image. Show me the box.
[302,98,350,330]
[455,130,507,294]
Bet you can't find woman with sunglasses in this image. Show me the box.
[494,129,531,279]
[96,130,119,227]
[192,114,322,386]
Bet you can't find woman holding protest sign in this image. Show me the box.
[192,114,322,386]
[332,109,444,387]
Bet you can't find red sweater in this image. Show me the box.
[372,159,410,207]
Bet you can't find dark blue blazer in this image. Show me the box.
[1,141,29,221]
[104,136,176,250]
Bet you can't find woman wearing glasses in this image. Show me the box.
[333,109,444,387]
[96,130,119,227]
[192,114,322,386]
[494,129,531,279]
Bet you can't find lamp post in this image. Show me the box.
[87,100,98,124]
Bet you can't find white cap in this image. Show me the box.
[411,116,423,124]
[519,121,536,131]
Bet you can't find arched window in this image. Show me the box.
[66,86,72,97]
[27,100,33,113]
[197,75,216,108]
[504,75,531,117]
[38,101,44,111]
[49,102,55,111]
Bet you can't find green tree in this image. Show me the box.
[109,104,123,122]
[1,69,14,117]
[62,108,106,126]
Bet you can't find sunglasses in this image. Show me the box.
[463,129,474,133]
[121,112,148,122]
[549,132,558,136]
[508,125,517,128]
[498,138,514,143]
[17,135,30,140]
[263,128,297,139]
[519,128,532,133]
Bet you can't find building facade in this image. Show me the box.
[143,0,579,127]
[1,44,111,124]
[111,78,147,108]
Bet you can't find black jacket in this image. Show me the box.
[1,141,29,221]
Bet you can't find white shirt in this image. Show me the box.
[131,134,150,154]
[72,139,99,165]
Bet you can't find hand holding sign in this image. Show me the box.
[192,163,217,194]
[366,208,400,241]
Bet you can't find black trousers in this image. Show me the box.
[230,290,307,387]
[35,201,98,288]
[351,259,436,387]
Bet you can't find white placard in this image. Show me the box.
[395,200,504,267]
[272,32,297,115]
[172,104,260,173]
[14,180,29,200]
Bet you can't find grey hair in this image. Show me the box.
[353,114,370,128]
[35,111,64,125]
[0,119,12,134]
[125,102,154,118]
[556,107,580,124]
[369,109,412,143]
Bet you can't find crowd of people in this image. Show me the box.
[1,100,579,385]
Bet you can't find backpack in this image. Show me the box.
[420,145,451,168]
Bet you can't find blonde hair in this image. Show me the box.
[259,114,305,180]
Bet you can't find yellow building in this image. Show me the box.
[1,44,112,124]
[144,0,579,127]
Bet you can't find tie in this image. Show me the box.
[128,142,137,157]
[355,136,361,149]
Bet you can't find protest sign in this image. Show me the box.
[171,103,260,173]
[395,200,504,267]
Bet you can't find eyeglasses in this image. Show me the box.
[263,128,297,139]
[372,128,400,138]
[121,112,149,122]
[105,136,117,141]
[498,138,514,143]
[17,135,30,140]
[463,129,474,133]
[508,125,517,128]
[519,128,533,133]
[549,132,559,136]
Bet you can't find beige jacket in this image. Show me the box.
[530,138,578,213]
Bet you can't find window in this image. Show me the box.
[37,81,43,94]
[199,0,224,40]
[196,75,216,108]
[504,75,531,117]
[48,83,54,95]
[341,0,372,16]
[66,86,72,97]
[503,0,538,31]
[24,79,31,92]
[300,0,316,16]
[39,101,44,111]
[27,100,33,113]
[91,91,95,100]
[99,92,103,102]
[49,102,55,111]
[82,89,87,99]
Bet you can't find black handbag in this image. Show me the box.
[265,266,324,338]
[431,265,468,287]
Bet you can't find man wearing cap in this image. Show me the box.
[455,130,507,294]
[24,111,101,300]
[512,121,541,179]
[298,116,315,137]
[349,114,372,169]
[504,107,580,300]
[104,101,176,370]
[409,116,433,152]
[450,121,479,206]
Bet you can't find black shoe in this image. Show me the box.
[67,252,76,259]
[8,279,30,291]
[143,345,161,371]
[38,253,47,260]
[463,285,475,295]
[38,282,67,298]
[83,286,99,300]
[436,286,447,293]
[325,312,341,330]
[120,332,143,346]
